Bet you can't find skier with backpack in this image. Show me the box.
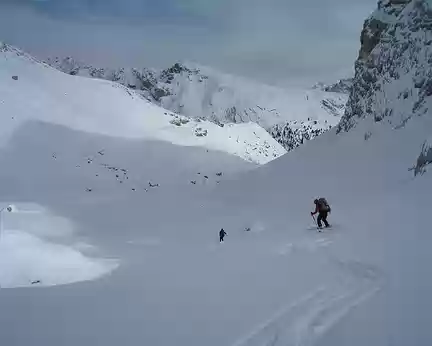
[311,198,331,230]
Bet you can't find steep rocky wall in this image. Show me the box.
[359,0,411,61]
[338,0,431,133]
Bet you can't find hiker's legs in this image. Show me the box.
[317,213,323,228]
[318,212,329,228]
[321,211,330,227]
[220,236,224,242]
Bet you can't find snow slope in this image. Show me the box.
[0,1,431,346]
[1,87,431,344]
[213,112,432,346]
[0,120,255,289]
[0,42,284,164]
[208,3,432,341]
[0,116,394,346]
[46,58,348,151]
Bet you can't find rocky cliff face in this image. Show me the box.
[338,0,432,134]
[358,0,411,61]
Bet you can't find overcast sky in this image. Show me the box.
[0,0,377,86]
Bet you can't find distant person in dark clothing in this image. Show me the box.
[311,198,331,229]
[219,228,227,242]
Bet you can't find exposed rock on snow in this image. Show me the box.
[338,0,432,134]
[194,127,208,137]
[269,120,331,152]
[413,136,432,175]
[169,115,190,127]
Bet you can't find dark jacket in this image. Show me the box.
[312,199,330,215]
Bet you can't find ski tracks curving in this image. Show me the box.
[231,258,383,346]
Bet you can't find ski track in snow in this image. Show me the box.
[276,238,333,256]
[231,258,383,346]
[126,237,161,247]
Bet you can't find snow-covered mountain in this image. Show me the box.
[1,1,431,345]
[46,58,348,151]
[0,42,284,164]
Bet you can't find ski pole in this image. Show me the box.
[311,214,317,226]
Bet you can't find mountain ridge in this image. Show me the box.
[0,41,285,164]
[46,57,349,152]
